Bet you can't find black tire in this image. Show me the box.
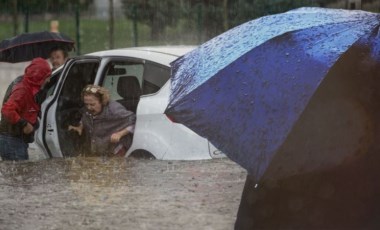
[128,150,155,159]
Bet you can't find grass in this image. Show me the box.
[0,16,200,56]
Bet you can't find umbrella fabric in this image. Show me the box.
[165,7,380,182]
[0,31,74,63]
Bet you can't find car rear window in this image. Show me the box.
[142,62,170,95]
[102,60,171,99]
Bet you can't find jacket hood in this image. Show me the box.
[23,57,52,89]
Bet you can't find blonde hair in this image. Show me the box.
[82,84,110,106]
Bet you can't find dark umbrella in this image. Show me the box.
[165,7,380,182]
[0,31,74,63]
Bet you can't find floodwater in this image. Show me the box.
[0,155,246,230]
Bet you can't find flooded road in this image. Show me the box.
[0,157,246,230]
[0,62,247,230]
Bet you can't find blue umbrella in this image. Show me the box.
[165,7,380,182]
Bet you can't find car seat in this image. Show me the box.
[116,75,141,113]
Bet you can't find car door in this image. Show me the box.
[34,66,64,158]
[36,58,100,157]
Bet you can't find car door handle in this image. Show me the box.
[47,129,54,132]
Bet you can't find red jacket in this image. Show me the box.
[1,58,51,129]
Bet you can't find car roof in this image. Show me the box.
[86,46,197,66]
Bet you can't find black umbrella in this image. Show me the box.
[0,31,75,63]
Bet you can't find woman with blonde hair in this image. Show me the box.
[68,84,136,156]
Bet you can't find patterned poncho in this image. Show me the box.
[81,100,136,155]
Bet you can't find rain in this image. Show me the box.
[1,1,380,230]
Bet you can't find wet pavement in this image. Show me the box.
[0,156,246,230]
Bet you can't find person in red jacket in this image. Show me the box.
[0,58,51,161]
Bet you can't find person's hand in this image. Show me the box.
[110,132,123,143]
[23,122,34,134]
[68,125,82,135]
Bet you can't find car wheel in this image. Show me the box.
[128,150,155,159]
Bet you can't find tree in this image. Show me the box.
[121,0,180,40]
[0,0,93,14]
[180,0,230,40]
[11,0,19,36]
[109,0,114,49]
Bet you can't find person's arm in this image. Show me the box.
[2,88,26,124]
[110,126,132,143]
[109,101,136,143]
[2,87,34,135]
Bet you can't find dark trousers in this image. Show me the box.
[0,134,29,161]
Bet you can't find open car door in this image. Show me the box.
[35,58,100,158]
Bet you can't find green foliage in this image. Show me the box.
[227,0,320,28]
[120,0,321,41]
[0,0,93,14]
[0,16,165,55]
[121,0,180,39]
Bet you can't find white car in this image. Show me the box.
[35,46,225,160]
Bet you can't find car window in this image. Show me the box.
[45,68,63,98]
[34,68,63,105]
[102,60,144,101]
[58,61,99,107]
[142,62,170,95]
[102,60,171,102]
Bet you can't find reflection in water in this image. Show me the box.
[0,157,246,229]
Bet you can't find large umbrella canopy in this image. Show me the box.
[0,31,74,63]
[165,7,380,182]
